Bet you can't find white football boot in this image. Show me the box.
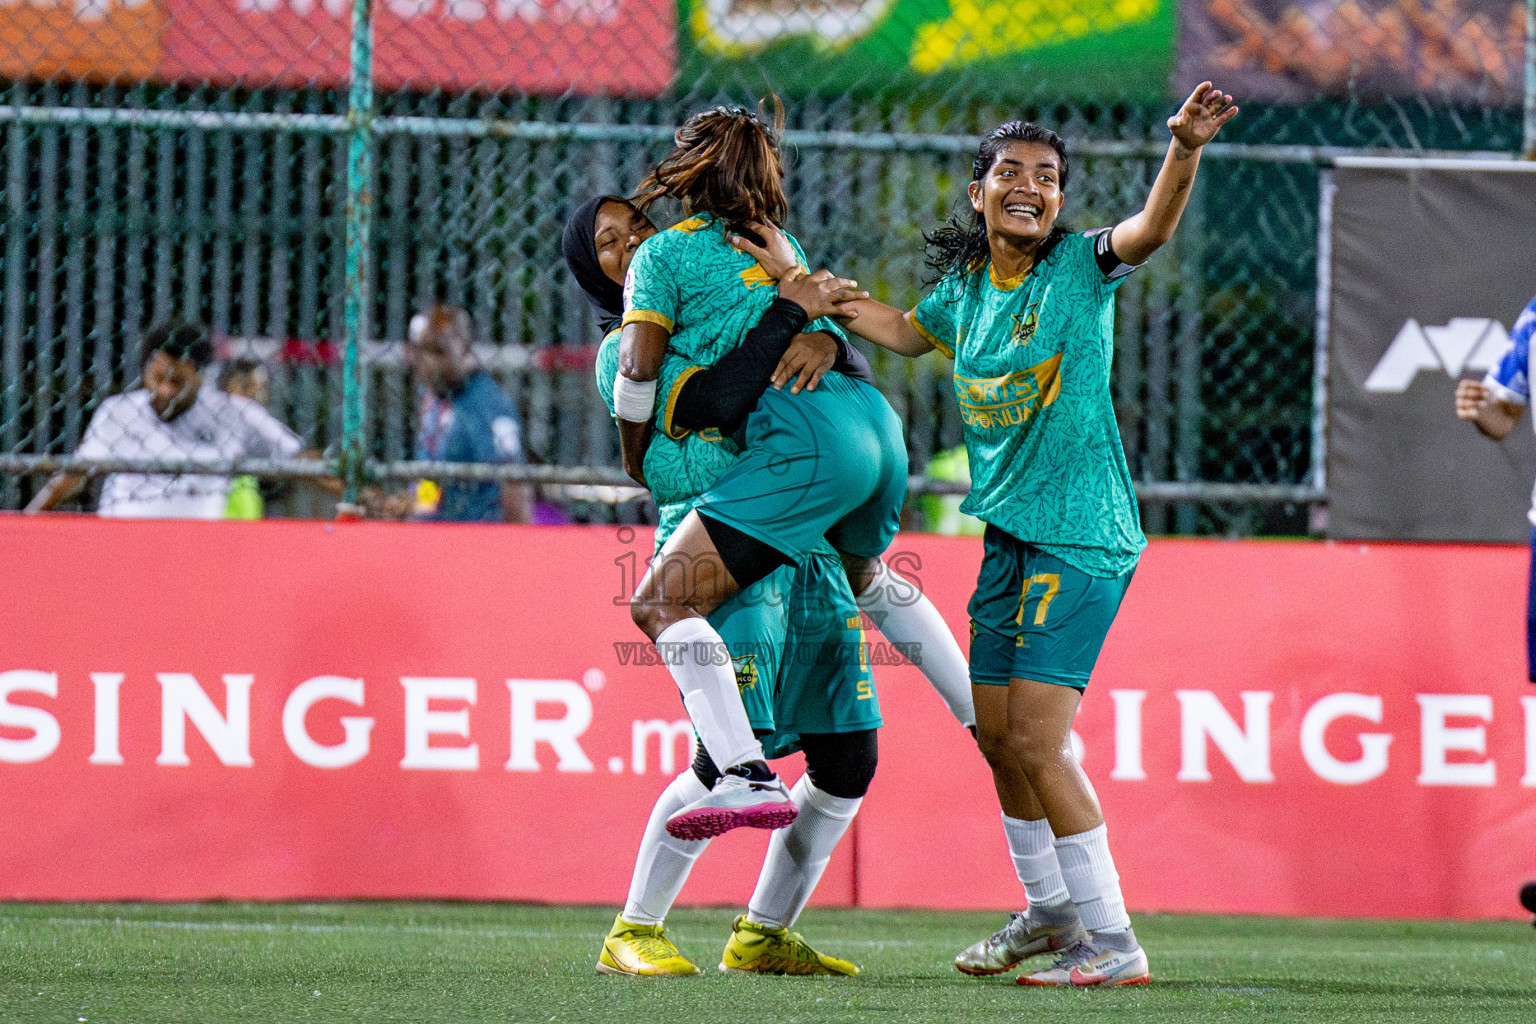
[664,771,797,841]
[1018,939,1150,987]
[954,908,1087,976]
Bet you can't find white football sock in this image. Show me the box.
[622,770,712,925]
[1001,813,1070,909]
[655,617,764,770]
[856,562,975,728]
[745,776,861,930]
[1054,823,1132,935]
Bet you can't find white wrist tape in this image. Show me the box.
[613,373,658,422]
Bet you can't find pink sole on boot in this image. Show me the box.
[665,802,799,841]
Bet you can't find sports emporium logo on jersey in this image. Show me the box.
[1362,317,1510,393]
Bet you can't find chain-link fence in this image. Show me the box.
[0,1,1533,532]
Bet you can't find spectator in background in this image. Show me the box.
[24,321,302,519]
[217,358,274,519]
[217,358,271,406]
[368,305,531,523]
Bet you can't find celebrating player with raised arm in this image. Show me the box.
[734,83,1238,987]
[611,107,972,842]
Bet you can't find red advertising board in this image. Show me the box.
[1,517,1533,919]
[1,0,674,95]
[160,0,675,93]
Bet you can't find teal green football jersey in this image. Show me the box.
[910,230,1145,577]
[595,329,739,547]
[622,212,843,366]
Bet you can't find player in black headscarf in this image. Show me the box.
[562,194,634,336]
[564,194,875,432]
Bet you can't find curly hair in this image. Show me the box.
[924,121,1071,284]
[632,101,788,235]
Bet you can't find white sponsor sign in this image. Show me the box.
[1363,317,1510,393]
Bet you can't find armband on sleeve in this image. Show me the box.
[1093,228,1141,282]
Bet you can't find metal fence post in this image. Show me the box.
[340,0,376,506]
[1525,0,1536,158]
[1311,168,1337,532]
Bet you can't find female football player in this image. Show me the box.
[732,83,1239,987]
[612,108,965,842]
[566,195,974,977]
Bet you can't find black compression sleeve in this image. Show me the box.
[833,336,876,386]
[672,297,809,434]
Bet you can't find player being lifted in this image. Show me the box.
[612,106,969,841]
[565,195,974,977]
[733,82,1238,987]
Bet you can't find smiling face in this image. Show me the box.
[593,200,657,286]
[969,141,1064,248]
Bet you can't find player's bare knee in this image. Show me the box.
[628,589,667,640]
[974,725,1016,770]
[1007,727,1066,776]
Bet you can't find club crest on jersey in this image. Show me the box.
[1010,304,1040,347]
[733,654,760,693]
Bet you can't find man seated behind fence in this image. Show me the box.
[367,305,531,523]
[24,321,302,519]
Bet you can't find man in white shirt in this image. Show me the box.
[24,322,303,519]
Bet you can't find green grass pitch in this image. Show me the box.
[2,902,1533,1023]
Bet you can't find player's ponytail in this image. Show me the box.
[925,121,1071,285]
[633,101,789,236]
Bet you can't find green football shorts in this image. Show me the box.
[968,524,1135,690]
[708,567,790,736]
[768,546,883,755]
[705,548,882,761]
[695,372,907,565]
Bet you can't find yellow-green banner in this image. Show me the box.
[680,0,1176,100]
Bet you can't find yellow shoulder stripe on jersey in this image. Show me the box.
[670,217,709,234]
[660,365,705,440]
[739,263,777,290]
[906,310,954,358]
[622,309,675,333]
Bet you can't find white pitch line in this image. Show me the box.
[0,915,920,949]
[0,915,603,942]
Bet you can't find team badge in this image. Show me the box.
[733,654,760,693]
[1010,305,1039,347]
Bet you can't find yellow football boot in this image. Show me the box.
[596,915,702,977]
[718,915,861,976]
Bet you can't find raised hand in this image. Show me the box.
[1168,82,1238,151]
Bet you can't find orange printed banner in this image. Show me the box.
[0,0,166,83]
[1179,0,1529,103]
